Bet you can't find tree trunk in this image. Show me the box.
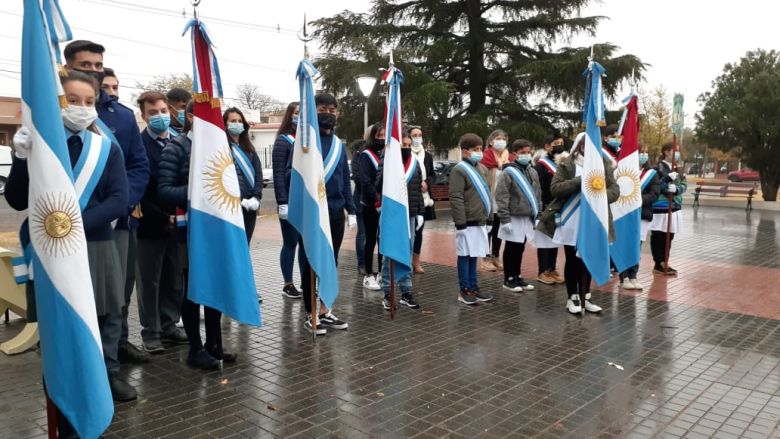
[464,0,486,114]
[760,173,778,201]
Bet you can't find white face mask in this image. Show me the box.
[493,140,507,151]
[62,105,98,132]
[411,137,423,150]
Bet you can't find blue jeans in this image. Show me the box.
[355,212,365,267]
[380,217,416,294]
[279,218,304,284]
[457,256,478,290]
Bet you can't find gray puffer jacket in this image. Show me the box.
[495,162,542,224]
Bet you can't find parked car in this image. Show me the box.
[0,145,12,195]
[728,168,759,182]
[429,160,457,201]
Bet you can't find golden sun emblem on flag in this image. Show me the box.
[615,168,641,205]
[318,178,327,202]
[203,150,241,214]
[584,170,607,198]
[31,192,83,257]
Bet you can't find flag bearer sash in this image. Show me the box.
[404,155,417,184]
[640,169,656,190]
[362,148,380,171]
[537,156,557,175]
[455,161,491,217]
[323,136,343,183]
[504,167,539,218]
[230,144,255,187]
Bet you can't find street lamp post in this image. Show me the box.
[355,75,377,134]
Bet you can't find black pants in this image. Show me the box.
[537,247,558,274]
[302,210,345,313]
[650,231,674,264]
[563,245,591,297]
[177,242,223,355]
[489,214,502,258]
[243,209,257,243]
[362,205,382,274]
[502,240,526,279]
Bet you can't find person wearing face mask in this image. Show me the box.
[223,107,263,242]
[534,134,567,285]
[64,40,151,366]
[449,133,494,305]
[409,126,435,274]
[537,133,620,315]
[7,71,133,404]
[350,139,368,275]
[619,145,661,289]
[650,142,686,275]
[101,67,119,99]
[480,129,515,272]
[357,122,386,291]
[495,139,542,292]
[285,93,356,335]
[134,91,188,355]
[166,88,193,135]
[272,102,304,299]
[602,124,622,164]
[374,131,425,310]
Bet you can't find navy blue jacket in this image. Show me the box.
[5,134,129,241]
[231,143,263,201]
[272,134,294,205]
[285,131,356,215]
[157,133,191,242]
[356,147,382,207]
[96,90,149,230]
[137,130,175,240]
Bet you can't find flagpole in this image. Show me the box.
[45,392,57,439]
[389,261,396,320]
[665,94,683,274]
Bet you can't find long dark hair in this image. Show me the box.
[222,107,255,153]
[276,101,299,137]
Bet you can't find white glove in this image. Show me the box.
[486,225,493,234]
[667,184,677,194]
[13,127,32,159]
[668,172,679,181]
[416,215,424,231]
[241,198,260,211]
[499,222,512,236]
[348,214,357,230]
[278,204,288,220]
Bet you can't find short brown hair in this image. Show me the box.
[137,91,167,113]
[459,133,483,150]
[511,139,532,152]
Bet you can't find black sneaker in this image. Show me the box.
[118,342,150,364]
[458,288,477,305]
[382,295,392,311]
[282,283,302,299]
[472,287,493,302]
[517,278,535,291]
[305,316,327,335]
[400,293,420,309]
[187,349,220,370]
[108,372,138,402]
[319,312,348,330]
[653,264,678,275]
[503,277,523,292]
[206,345,238,363]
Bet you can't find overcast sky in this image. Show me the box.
[0,0,777,127]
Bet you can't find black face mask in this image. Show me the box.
[401,148,411,161]
[371,138,384,152]
[317,112,337,131]
[552,145,565,155]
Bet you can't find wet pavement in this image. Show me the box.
[1,205,780,438]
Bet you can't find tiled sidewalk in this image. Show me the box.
[0,206,779,438]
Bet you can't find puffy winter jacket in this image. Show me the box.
[448,160,493,229]
[272,134,294,205]
[375,154,424,217]
[495,162,542,224]
[158,133,191,211]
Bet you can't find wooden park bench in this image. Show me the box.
[0,246,39,355]
[693,181,757,211]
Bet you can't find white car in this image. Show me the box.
[0,145,12,195]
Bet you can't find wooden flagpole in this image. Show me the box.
[389,261,396,320]
[310,269,317,340]
[663,133,677,274]
[44,388,57,439]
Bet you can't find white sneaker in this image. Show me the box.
[629,278,643,290]
[566,295,582,314]
[619,278,630,289]
[363,274,381,291]
[584,294,602,313]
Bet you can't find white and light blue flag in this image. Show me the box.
[22,0,112,437]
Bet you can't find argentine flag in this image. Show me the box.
[379,64,412,275]
[609,94,642,272]
[287,60,340,309]
[184,19,260,326]
[577,61,612,286]
[22,0,112,437]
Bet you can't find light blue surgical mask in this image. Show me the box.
[638,153,649,166]
[177,110,185,125]
[467,151,483,164]
[148,113,171,134]
[292,115,299,126]
[516,154,532,166]
[228,122,245,136]
[607,138,622,150]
